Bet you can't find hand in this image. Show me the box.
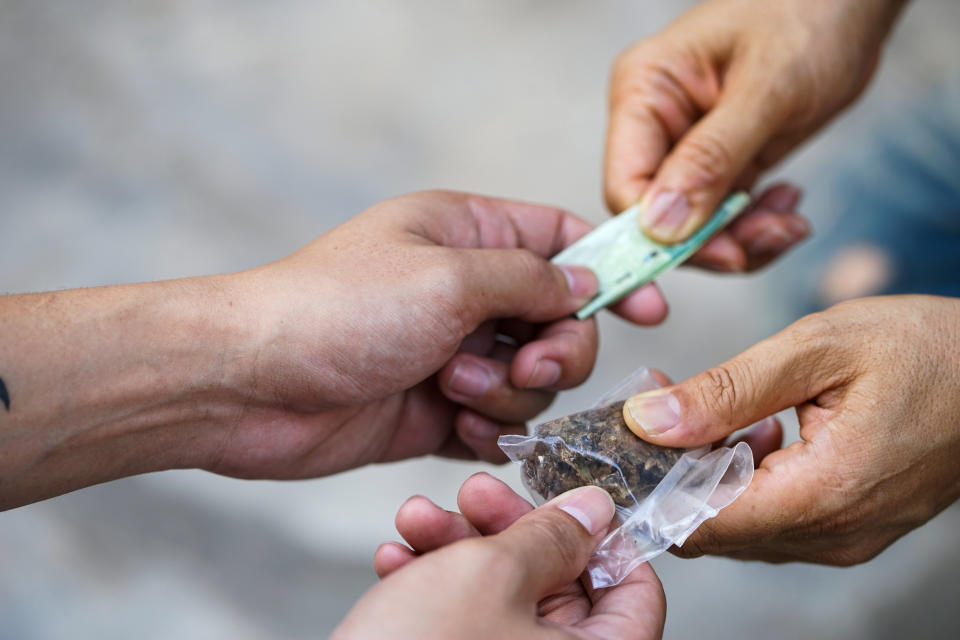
[0,190,667,510]
[604,0,907,270]
[334,474,666,639]
[621,295,960,565]
[193,191,668,479]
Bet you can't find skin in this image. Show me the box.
[623,296,960,565]
[602,0,960,568]
[335,475,666,640]
[604,0,908,270]
[0,190,672,511]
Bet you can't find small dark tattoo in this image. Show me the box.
[0,377,9,411]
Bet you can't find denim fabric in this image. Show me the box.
[792,76,960,315]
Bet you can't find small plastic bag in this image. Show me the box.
[498,367,753,588]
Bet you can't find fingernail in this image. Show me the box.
[554,486,615,536]
[624,390,681,435]
[526,358,562,388]
[641,190,690,239]
[558,265,598,300]
[745,228,794,255]
[448,362,491,397]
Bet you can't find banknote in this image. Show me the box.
[552,192,751,318]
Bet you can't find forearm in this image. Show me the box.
[0,275,250,510]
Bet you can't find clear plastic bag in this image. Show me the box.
[498,367,754,588]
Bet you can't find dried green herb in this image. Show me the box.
[517,402,684,508]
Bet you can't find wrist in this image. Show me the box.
[0,275,253,508]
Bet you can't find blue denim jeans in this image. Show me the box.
[785,75,960,318]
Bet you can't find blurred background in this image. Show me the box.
[2,1,959,638]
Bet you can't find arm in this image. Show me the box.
[0,190,668,511]
[0,277,245,509]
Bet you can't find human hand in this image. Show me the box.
[604,0,907,270]
[622,295,960,565]
[335,474,665,639]
[210,191,668,479]
[0,190,669,510]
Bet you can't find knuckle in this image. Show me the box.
[518,250,564,298]
[610,58,659,104]
[697,363,749,421]
[609,44,652,89]
[786,308,862,386]
[419,256,474,341]
[789,309,834,342]
[525,514,583,568]
[672,132,735,188]
[435,255,472,307]
[609,58,687,125]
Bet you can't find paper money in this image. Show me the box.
[552,192,750,319]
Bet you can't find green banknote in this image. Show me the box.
[552,192,751,319]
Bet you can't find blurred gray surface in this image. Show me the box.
[2,1,960,638]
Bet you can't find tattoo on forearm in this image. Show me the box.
[0,377,9,411]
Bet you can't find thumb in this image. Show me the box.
[622,318,839,446]
[639,91,782,244]
[458,248,598,323]
[490,485,615,600]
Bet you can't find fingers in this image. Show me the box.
[685,231,748,272]
[728,183,810,270]
[405,191,673,327]
[603,86,672,214]
[456,193,595,257]
[686,182,808,272]
[490,486,615,600]
[439,353,554,423]
[453,410,524,463]
[399,191,593,258]
[577,562,666,640]
[509,317,598,391]
[395,495,480,551]
[456,472,534,534]
[729,416,784,467]
[603,45,703,214]
[457,249,598,324]
[377,474,534,579]
[373,542,417,578]
[395,191,603,324]
[621,314,849,447]
[441,315,599,423]
[672,447,819,558]
[376,493,484,578]
[608,282,669,325]
[637,90,782,243]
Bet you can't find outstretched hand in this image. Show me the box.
[0,190,668,510]
[209,191,668,479]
